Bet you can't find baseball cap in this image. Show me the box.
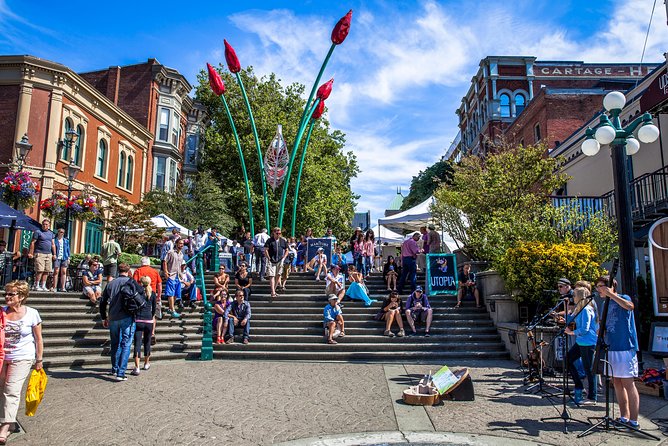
[327,294,338,302]
[557,278,571,286]
[415,286,424,293]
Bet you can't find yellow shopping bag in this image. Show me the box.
[24,368,47,416]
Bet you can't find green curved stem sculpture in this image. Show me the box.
[196,246,214,360]
[235,72,271,230]
[291,118,317,237]
[278,43,336,228]
[221,94,255,237]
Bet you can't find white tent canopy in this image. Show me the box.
[370,224,403,245]
[376,196,461,253]
[377,196,435,231]
[151,214,192,236]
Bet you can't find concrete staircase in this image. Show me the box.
[32,272,507,368]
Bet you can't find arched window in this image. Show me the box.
[500,94,511,118]
[96,140,107,178]
[62,118,73,160]
[125,156,133,190]
[118,152,126,187]
[73,124,84,166]
[515,94,526,116]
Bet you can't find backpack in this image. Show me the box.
[119,278,147,316]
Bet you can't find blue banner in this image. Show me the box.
[306,238,333,266]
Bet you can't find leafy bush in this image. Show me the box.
[497,241,602,303]
[68,252,154,267]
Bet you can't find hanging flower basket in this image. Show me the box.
[39,193,101,222]
[0,171,40,209]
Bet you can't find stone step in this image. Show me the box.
[212,350,508,362]
[209,341,506,352]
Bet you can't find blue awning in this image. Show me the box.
[0,201,40,231]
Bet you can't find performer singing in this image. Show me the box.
[595,275,640,429]
[565,287,599,405]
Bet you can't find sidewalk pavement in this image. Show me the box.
[8,359,668,445]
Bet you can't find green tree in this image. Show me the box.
[400,159,453,211]
[141,171,234,234]
[195,66,359,239]
[431,142,616,263]
[103,197,163,253]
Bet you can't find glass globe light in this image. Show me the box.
[581,138,601,156]
[595,125,616,145]
[637,123,660,144]
[603,91,626,111]
[625,137,640,156]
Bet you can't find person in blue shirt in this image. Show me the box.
[405,286,433,337]
[565,287,599,405]
[323,294,345,345]
[596,275,640,429]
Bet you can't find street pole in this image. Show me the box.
[64,182,72,239]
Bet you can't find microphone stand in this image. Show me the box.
[525,298,565,396]
[541,296,589,433]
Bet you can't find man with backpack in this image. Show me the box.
[100,263,145,381]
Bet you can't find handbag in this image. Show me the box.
[25,368,48,416]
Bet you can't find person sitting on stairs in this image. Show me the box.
[324,294,345,345]
[405,286,432,337]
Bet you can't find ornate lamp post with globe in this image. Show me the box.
[580,91,660,302]
[62,160,81,239]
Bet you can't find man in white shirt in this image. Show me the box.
[253,228,270,281]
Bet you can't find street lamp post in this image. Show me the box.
[7,134,33,251]
[63,160,81,239]
[581,90,660,318]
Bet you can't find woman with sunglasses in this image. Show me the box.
[234,263,253,301]
[0,281,42,444]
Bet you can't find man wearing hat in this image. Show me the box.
[323,294,345,345]
[325,264,345,303]
[405,286,433,336]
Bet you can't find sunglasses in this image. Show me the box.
[4,292,18,297]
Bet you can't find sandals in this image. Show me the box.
[338,331,345,338]
[454,303,461,309]
[328,339,338,344]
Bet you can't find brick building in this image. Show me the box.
[79,59,195,193]
[0,55,153,253]
[453,56,658,158]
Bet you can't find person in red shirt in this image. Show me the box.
[133,257,163,343]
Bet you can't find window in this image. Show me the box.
[534,123,542,142]
[158,109,170,142]
[154,157,166,190]
[62,118,73,160]
[186,134,198,164]
[171,120,179,146]
[118,152,126,187]
[96,140,107,178]
[515,94,526,116]
[169,159,177,192]
[500,94,511,117]
[73,124,84,166]
[125,156,133,190]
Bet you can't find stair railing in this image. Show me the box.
[195,244,217,360]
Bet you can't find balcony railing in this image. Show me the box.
[551,165,668,228]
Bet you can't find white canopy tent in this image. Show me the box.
[151,214,192,236]
[370,224,403,245]
[376,196,461,253]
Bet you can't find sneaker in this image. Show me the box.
[189,302,198,310]
[397,330,405,337]
[225,338,235,345]
[131,367,140,376]
[143,363,151,371]
[384,330,395,337]
[177,302,185,311]
[171,311,181,318]
[115,375,128,381]
[627,420,640,429]
[424,332,431,338]
[243,338,249,345]
[580,399,597,406]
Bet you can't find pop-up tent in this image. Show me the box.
[370,224,403,245]
[376,196,461,253]
[377,196,434,232]
[150,214,192,236]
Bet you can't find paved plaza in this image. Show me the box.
[7,358,668,445]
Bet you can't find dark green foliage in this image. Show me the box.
[401,159,453,211]
[195,66,359,238]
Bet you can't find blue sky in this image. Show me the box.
[2,0,667,223]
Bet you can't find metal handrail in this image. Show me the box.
[195,244,217,361]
